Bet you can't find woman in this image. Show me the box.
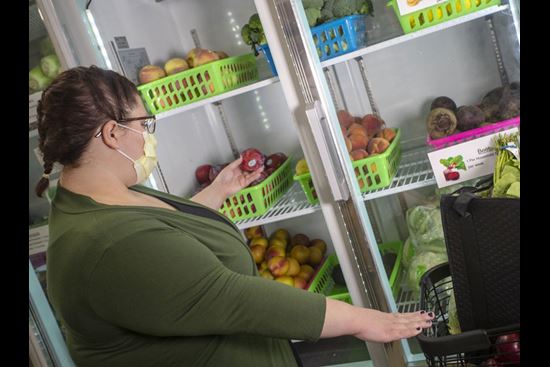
[36,66,433,367]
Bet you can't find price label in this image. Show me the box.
[396,0,449,16]
[117,48,150,85]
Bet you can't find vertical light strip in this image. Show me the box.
[85,9,112,69]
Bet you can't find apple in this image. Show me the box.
[250,245,266,264]
[275,276,295,287]
[208,164,224,182]
[215,50,229,59]
[480,358,502,367]
[240,148,265,172]
[195,164,212,184]
[138,65,166,85]
[248,171,268,187]
[187,48,220,68]
[265,246,285,261]
[164,58,189,75]
[265,152,287,171]
[347,123,368,137]
[268,256,290,277]
[495,332,520,365]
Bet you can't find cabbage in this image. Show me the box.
[40,37,55,56]
[406,206,446,253]
[40,54,61,78]
[29,66,52,92]
[448,290,461,335]
[406,251,448,293]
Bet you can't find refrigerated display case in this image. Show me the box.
[28,0,519,365]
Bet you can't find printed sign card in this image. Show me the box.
[396,0,449,16]
[427,127,519,188]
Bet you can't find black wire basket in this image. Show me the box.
[417,263,520,366]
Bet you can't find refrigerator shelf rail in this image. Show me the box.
[320,5,509,68]
[155,76,279,121]
[236,147,435,229]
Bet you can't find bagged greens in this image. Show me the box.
[405,250,448,293]
[406,205,446,253]
[29,66,52,92]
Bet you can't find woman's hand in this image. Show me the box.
[321,298,434,343]
[212,156,264,197]
[190,156,264,210]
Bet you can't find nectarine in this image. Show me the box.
[308,247,323,266]
[275,276,294,287]
[268,256,290,277]
[250,245,265,264]
[290,245,310,265]
[138,65,166,85]
[265,246,285,261]
[350,149,369,161]
[286,257,301,277]
[349,133,369,151]
[310,239,327,255]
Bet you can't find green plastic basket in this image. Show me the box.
[388,0,501,34]
[307,254,352,304]
[378,241,404,299]
[219,156,293,222]
[294,129,402,205]
[137,53,259,114]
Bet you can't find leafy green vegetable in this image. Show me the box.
[241,24,252,45]
[440,155,466,170]
[303,0,324,9]
[406,251,448,293]
[406,205,446,253]
[305,8,322,26]
[40,54,61,78]
[29,65,52,92]
[492,132,520,198]
[248,14,263,31]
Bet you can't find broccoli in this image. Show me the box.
[321,0,335,22]
[356,0,370,15]
[303,0,324,9]
[248,13,263,31]
[333,0,359,18]
[241,24,252,45]
[305,8,322,27]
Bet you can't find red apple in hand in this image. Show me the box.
[240,148,265,172]
[208,164,224,182]
[248,171,268,187]
[195,164,212,184]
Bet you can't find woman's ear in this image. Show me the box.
[100,120,121,149]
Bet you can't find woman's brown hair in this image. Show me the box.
[35,66,139,197]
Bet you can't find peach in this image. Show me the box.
[268,256,290,277]
[164,58,189,75]
[245,226,264,241]
[344,136,353,153]
[291,234,310,248]
[214,50,229,59]
[297,264,315,281]
[286,257,301,277]
[138,65,166,85]
[250,237,268,249]
[308,247,323,266]
[293,277,308,289]
[341,126,348,137]
[337,110,354,129]
[290,245,310,265]
[367,138,391,155]
[310,239,327,255]
[375,128,397,142]
[265,246,285,261]
[269,237,287,250]
[361,114,385,137]
[187,48,220,68]
[260,269,274,280]
[350,149,369,161]
[250,245,265,264]
[347,123,368,137]
[271,228,290,243]
[349,133,369,151]
[275,276,294,287]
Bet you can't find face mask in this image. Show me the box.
[116,124,158,185]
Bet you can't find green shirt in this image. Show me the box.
[46,185,326,367]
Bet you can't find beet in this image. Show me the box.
[430,96,457,112]
[427,108,457,139]
[498,82,520,120]
[480,86,504,123]
[456,105,484,131]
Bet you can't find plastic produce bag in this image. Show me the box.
[406,205,446,253]
[406,250,448,293]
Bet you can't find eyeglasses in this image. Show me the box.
[94,115,156,138]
